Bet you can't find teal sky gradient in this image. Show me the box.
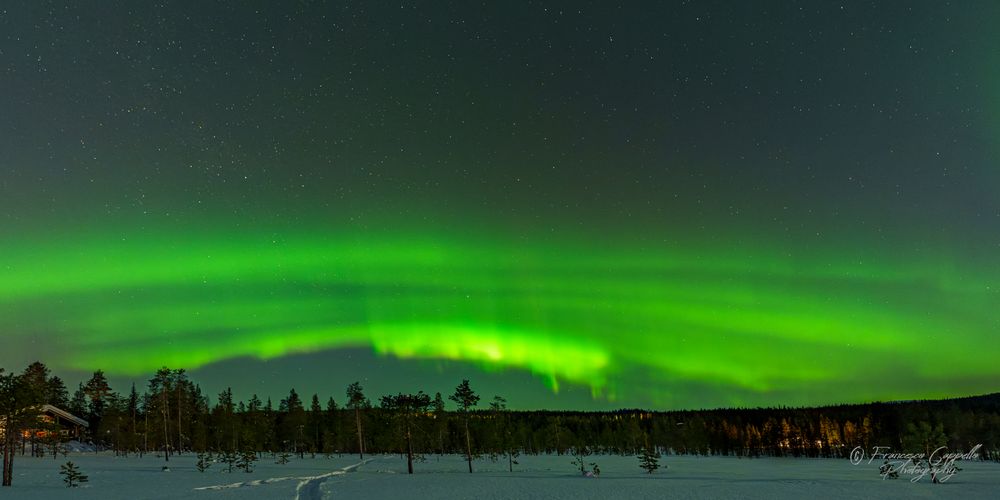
[2,2,999,409]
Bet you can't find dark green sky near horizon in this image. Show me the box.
[2,1,999,410]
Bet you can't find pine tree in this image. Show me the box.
[276,452,292,465]
[196,452,212,472]
[280,388,307,457]
[380,392,432,474]
[639,446,661,474]
[323,397,339,455]
[148,368,173,462]
[450,379,480,473]
[308,394,323,456]
[214,388,237,453]
[60,461,88,487]
[83,370,112,429]
[431,392,447,456]
[1,370,44,486]
[570,446,594,475]
[47,375,69,408]
[489,396,519,471]
[237,450,257,473]
[220,451,237,473]
[20,362,52,403]
[68,383,88,421]
[346,382,368,459]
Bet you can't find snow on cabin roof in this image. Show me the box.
[40,404,89,428]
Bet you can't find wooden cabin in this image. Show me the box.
[0,405,90,441]
[36,404,89,439]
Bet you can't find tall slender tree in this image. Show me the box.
[280,389,306,456]
[431,392,447,455]
[148,368,173,461]
[174,369,187,454]
[308,394,323,455]
[214,388,237,452]
[450,379,480,473]
[323,397,339,454]
[127,384,140,453]
[490,395,518,472]
[346,382,368,459]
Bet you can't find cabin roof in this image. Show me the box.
[40,404,89,428]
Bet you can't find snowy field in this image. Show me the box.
[2,452,998,499]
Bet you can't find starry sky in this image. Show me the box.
[2,1,999,410]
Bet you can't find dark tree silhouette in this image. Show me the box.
[346,382,368,459]
[1,370,43,487]
[381,392,432,474]
[450,379,480,473]
[490,396,519,472]
[639,445,661,474]
[59,461,88,487]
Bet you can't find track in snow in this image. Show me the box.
[192,458,371,499]
[294,459,371,500]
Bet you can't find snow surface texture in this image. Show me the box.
[2,452,998,499]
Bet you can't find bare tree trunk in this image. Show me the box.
[162,385,170,462]
[406,422,414,474]
[177,385,183,455]
[2,432,14,487]
[355,407,364,459]
[464,418,473,473]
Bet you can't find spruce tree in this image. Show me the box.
[639,446,661,474]
[60,461,88,487]
[196,452,211,472]
[308,394,323,456]
[323,397,339,456]
[570,445,594,475]
[83,370,112,429]
[220,451,237,473]
[68,384,88,419]
[237,450,257,473]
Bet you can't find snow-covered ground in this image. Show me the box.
[2,451,998,499]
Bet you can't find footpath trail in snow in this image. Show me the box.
[191,458,371,498]
[294,459,371,500]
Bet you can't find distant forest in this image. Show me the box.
[3,362,999,465]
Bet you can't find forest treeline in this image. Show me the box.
[3,361,999,474]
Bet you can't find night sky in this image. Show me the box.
[2,1,999,410]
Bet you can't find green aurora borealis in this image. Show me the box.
[3,216,998,408]
[2,2,999,409]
